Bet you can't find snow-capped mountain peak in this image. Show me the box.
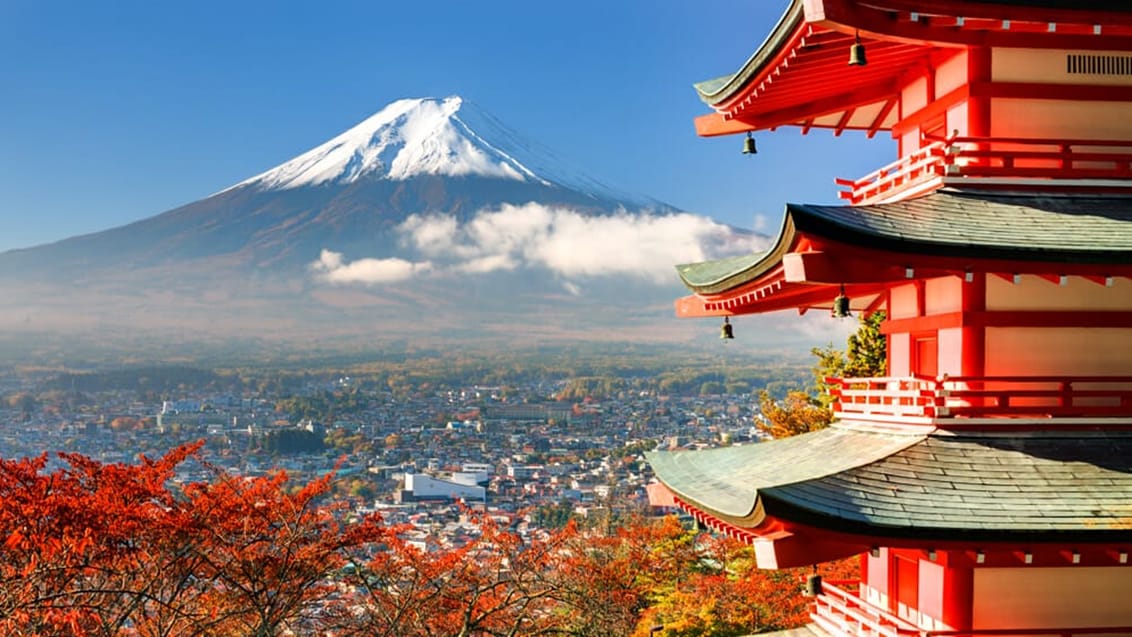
[227,96,638,203]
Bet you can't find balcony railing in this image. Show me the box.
[814,580,921,637]
[813,580,1132,637]
[836,137,1132,205]
[827,375,1132,425]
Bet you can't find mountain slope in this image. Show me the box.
[0,96,772,356]
[0,97,670,277]
[227,96,645,205]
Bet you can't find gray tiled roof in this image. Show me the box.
[791,191,1132,261]
[693,1,804,105]
[677,190,1132,295]
[648,425,1132,541]
[645,425,926,521]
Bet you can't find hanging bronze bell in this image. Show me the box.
[720,316,734,339]
[832,293,851,318]
[804,574,824,597]
[742,132,757,155]
[848,37,867,66]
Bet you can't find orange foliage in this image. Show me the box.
[336,511,578,636]
[109,416,142,431]
[0,443,383,636]
[758,390,834,439]
[633,535,860,636]
[0,446,856,636]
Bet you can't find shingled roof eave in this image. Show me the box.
[653,428,1132,544]
[693,0,805,106]
[645,424,928,522]
[675,191,1132,298]
[675,209,798,295]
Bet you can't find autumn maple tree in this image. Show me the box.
[0,443,384,637]
[760,310,887,437]
[757,390,834,439]
[336,510,577,637]
[1,443,857,636]
[0,443,201,635]
[634,532,859,637]
[175,468,384,636]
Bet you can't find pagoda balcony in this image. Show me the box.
[835,137,1132,206]
[826,375,1132,427]
[813,580,1132,637]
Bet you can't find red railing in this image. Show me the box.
[814,580,1132,637]
[836,137,1132,205]
[827,375,1132,422]
[814,580,920,637]
[835,142,948,206]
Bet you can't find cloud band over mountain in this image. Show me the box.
[310,203,763,287]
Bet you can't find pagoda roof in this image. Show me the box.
[676,191,1132,307]
[646,424,925,525]
[647,424,1132,543]
[695,0,1132,136]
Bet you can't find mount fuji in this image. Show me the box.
[0,96,766,357]
[227,96,651,204]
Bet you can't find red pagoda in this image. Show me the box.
[647,0,1132,634]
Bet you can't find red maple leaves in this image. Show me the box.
[0,445,856,636]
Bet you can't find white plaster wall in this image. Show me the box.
[916,559,946,630]
[897,74,930,153]
[936,50,969,96]
[946,102,969,137]
[889,283,920,320]
[973,567,1132,629]
[993,48,1132,86]
[987,275,1132,311]
[925,277,963,314]
[985,327,1132,376]
[991,98,1132,141]
[903,76,930,115]
[889,333,911,377]
[937,327,963,377]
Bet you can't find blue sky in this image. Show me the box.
[0,0,895,254]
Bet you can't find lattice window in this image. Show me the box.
[1066,53,1132,75]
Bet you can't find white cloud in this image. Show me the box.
[309,203,765,286]
[398,214,463,256]
[454,253,518,274]
[310,249,432,284]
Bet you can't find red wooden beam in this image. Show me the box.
[811,0,1132,48]
[834,108,856,136]
[1083,275,1116,287]
[693,112,756,137]
[891,84,969,138]
[848,0,1132,27]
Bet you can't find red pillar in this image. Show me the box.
[967,46,991,138]
[961,272,986,378]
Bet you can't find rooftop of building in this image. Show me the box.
[648,421,1132,544]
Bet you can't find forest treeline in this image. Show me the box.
[0,443,857,636]
[23,348,813,405]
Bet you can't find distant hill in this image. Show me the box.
[0,96,795,361]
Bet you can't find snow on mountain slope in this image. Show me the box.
[228,96,652,206]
